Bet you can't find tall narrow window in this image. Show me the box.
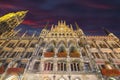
[18,43,26,47]
[95,52,100,58]
[57,62,66,71]
[44,62,53,71]
[2,51,8,58]
[7,43,14,48]
[84,63,91,71]
[33,62,40,71]
[81,51,86,57]
[71,62,80,71]
[117,65,120,69]
[19,63,26,68]
[109,53,115,58]
[24,52,32,58]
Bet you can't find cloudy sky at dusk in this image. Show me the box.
[0,0,120,37]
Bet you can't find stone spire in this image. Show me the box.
[44,21,49,29]
[75,22,80,30]
[70,24,73,30]
[103,27,111,35]
[51,25,54,30]
[22,31,27,38]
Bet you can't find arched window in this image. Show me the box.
[57,61,66,71]
[33,61,40,71]
[5,75,20,80]
[57,45,67,57]
[44,61,53,71]
[71,61,80,71]
[69,46,80,58]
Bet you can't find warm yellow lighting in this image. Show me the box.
[5,75,19,80]
[0,10,28,21]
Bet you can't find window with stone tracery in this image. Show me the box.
[57,61,67,71]
[44,61,53,71]
[70,61,80,71]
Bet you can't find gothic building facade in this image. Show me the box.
[0,11,120,80]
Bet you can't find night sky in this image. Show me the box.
[0,0,120,37]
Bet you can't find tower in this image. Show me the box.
[0,10,28,36]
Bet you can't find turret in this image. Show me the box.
[39,22,49,38]
[0,10,28,35]
[75,22,84,36]
[103,27,119,42]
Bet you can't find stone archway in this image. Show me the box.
[59,77,66,80]
[108,77,117,80]
[5,74,20,80]
[43,77,51,80]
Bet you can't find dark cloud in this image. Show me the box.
[0,0,120,37]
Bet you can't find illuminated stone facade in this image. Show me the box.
[0,11,27,37]
[0,11,120,80]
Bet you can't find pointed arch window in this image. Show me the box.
[44,61,53,71]
[57,61,67,71]
[70,61,80,71]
